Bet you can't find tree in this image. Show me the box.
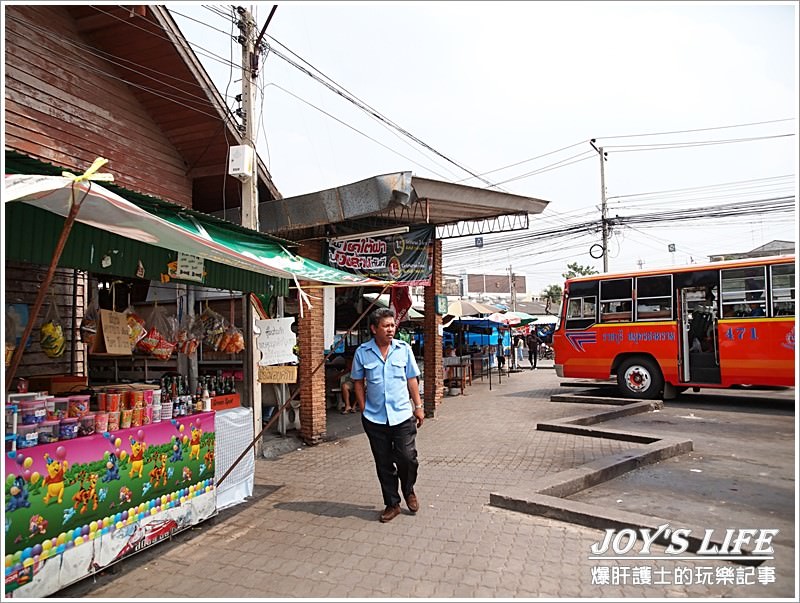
[563,262,599,280]
[541,284,563,305]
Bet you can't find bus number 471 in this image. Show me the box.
[725,327,758,341]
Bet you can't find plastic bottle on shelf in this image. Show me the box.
[201,386,212,412]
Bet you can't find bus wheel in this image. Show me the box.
[617,357,663,399]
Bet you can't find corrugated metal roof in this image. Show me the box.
[256,172,550,235]
[5,203,289,296]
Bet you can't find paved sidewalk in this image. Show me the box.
[58,365,796,599]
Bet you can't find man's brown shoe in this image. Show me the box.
[379,504,401,523]
[405,492,419,513]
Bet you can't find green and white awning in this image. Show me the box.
[4,174,387,288]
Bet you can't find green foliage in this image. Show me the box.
[541,284,563,304]
[563,262,599,280]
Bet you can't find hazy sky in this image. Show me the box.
[170,1,798,295]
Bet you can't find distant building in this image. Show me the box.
[709,240,795,261]
[461,273,527,296]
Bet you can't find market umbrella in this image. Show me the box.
[505,311,538,326]
[486,312,521,326]
[446,299,498,317]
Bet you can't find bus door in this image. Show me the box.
[679,286,721,384]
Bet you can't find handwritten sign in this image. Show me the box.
[258,365,297,383]
[255,317,298,365]
[92,309,131,355]
[173,252,205,283]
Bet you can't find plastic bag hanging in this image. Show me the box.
[40,297,66,358]
[80,292,99,348]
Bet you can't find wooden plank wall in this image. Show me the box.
[5,262,87,380]
[4,5,193,206]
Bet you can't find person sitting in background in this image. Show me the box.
[336,357,356,413]
[748,302,765,317]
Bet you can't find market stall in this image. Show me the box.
[4,169,382,597]
[5,411,216,596]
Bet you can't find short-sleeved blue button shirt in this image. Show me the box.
[351,338,420,426]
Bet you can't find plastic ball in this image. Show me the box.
[23,457,33,469]
[119,451,127,461]
[121,510,128,521]
[150,508,157,516]
[32,544,42,557]
[5,555,13,568]
[65,541,74,550]
[81,525,89,536]
[90,521,98,533]
[22,558,34,568]
[88,532,96,541]
[30,471,40,485]
[13,562,23,573]
[56,544,65,555]
[42,540,52,552]
[14,454,25,466]
[55,445,67,460]
[179,424,185,433]
[116,521,124,531]
[114,438,122,448]
[137,429,145,441]
[74,536,84,546]
[72,528,82,539]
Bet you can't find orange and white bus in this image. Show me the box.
[552,255,795,399]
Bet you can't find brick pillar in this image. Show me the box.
[423,238,443,414]
[296,241,327,445]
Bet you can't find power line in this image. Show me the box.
[262,40,499,187]
[595,118,795,141]
[263,83,455,180]
[604,133,794,152]
[608,174,794,201]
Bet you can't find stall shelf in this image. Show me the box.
[4,411,216,597]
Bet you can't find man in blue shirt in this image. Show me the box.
[351,308,424,523]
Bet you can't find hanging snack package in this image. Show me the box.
[199,306,227,352]
[176,313,202,356]
[151,308,178,361]
[220,325,245,354]
[127,307,149,353]
[139,304,176,360]
[40,298,66,358]
[80,295,99,349]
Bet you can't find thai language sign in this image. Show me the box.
[325,226,433,285]
[255,318,298,366]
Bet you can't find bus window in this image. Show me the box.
[635,275,672,320]
[720,266,766,317]
[771,263,795,316]
[565,295,596,329]
[600,278,632,322]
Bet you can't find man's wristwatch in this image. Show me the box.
[414,404,423,410]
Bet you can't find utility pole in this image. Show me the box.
[238,5,262,455]
[510,271,517,312]
[590,139,609,272]
[239,6,258,231]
